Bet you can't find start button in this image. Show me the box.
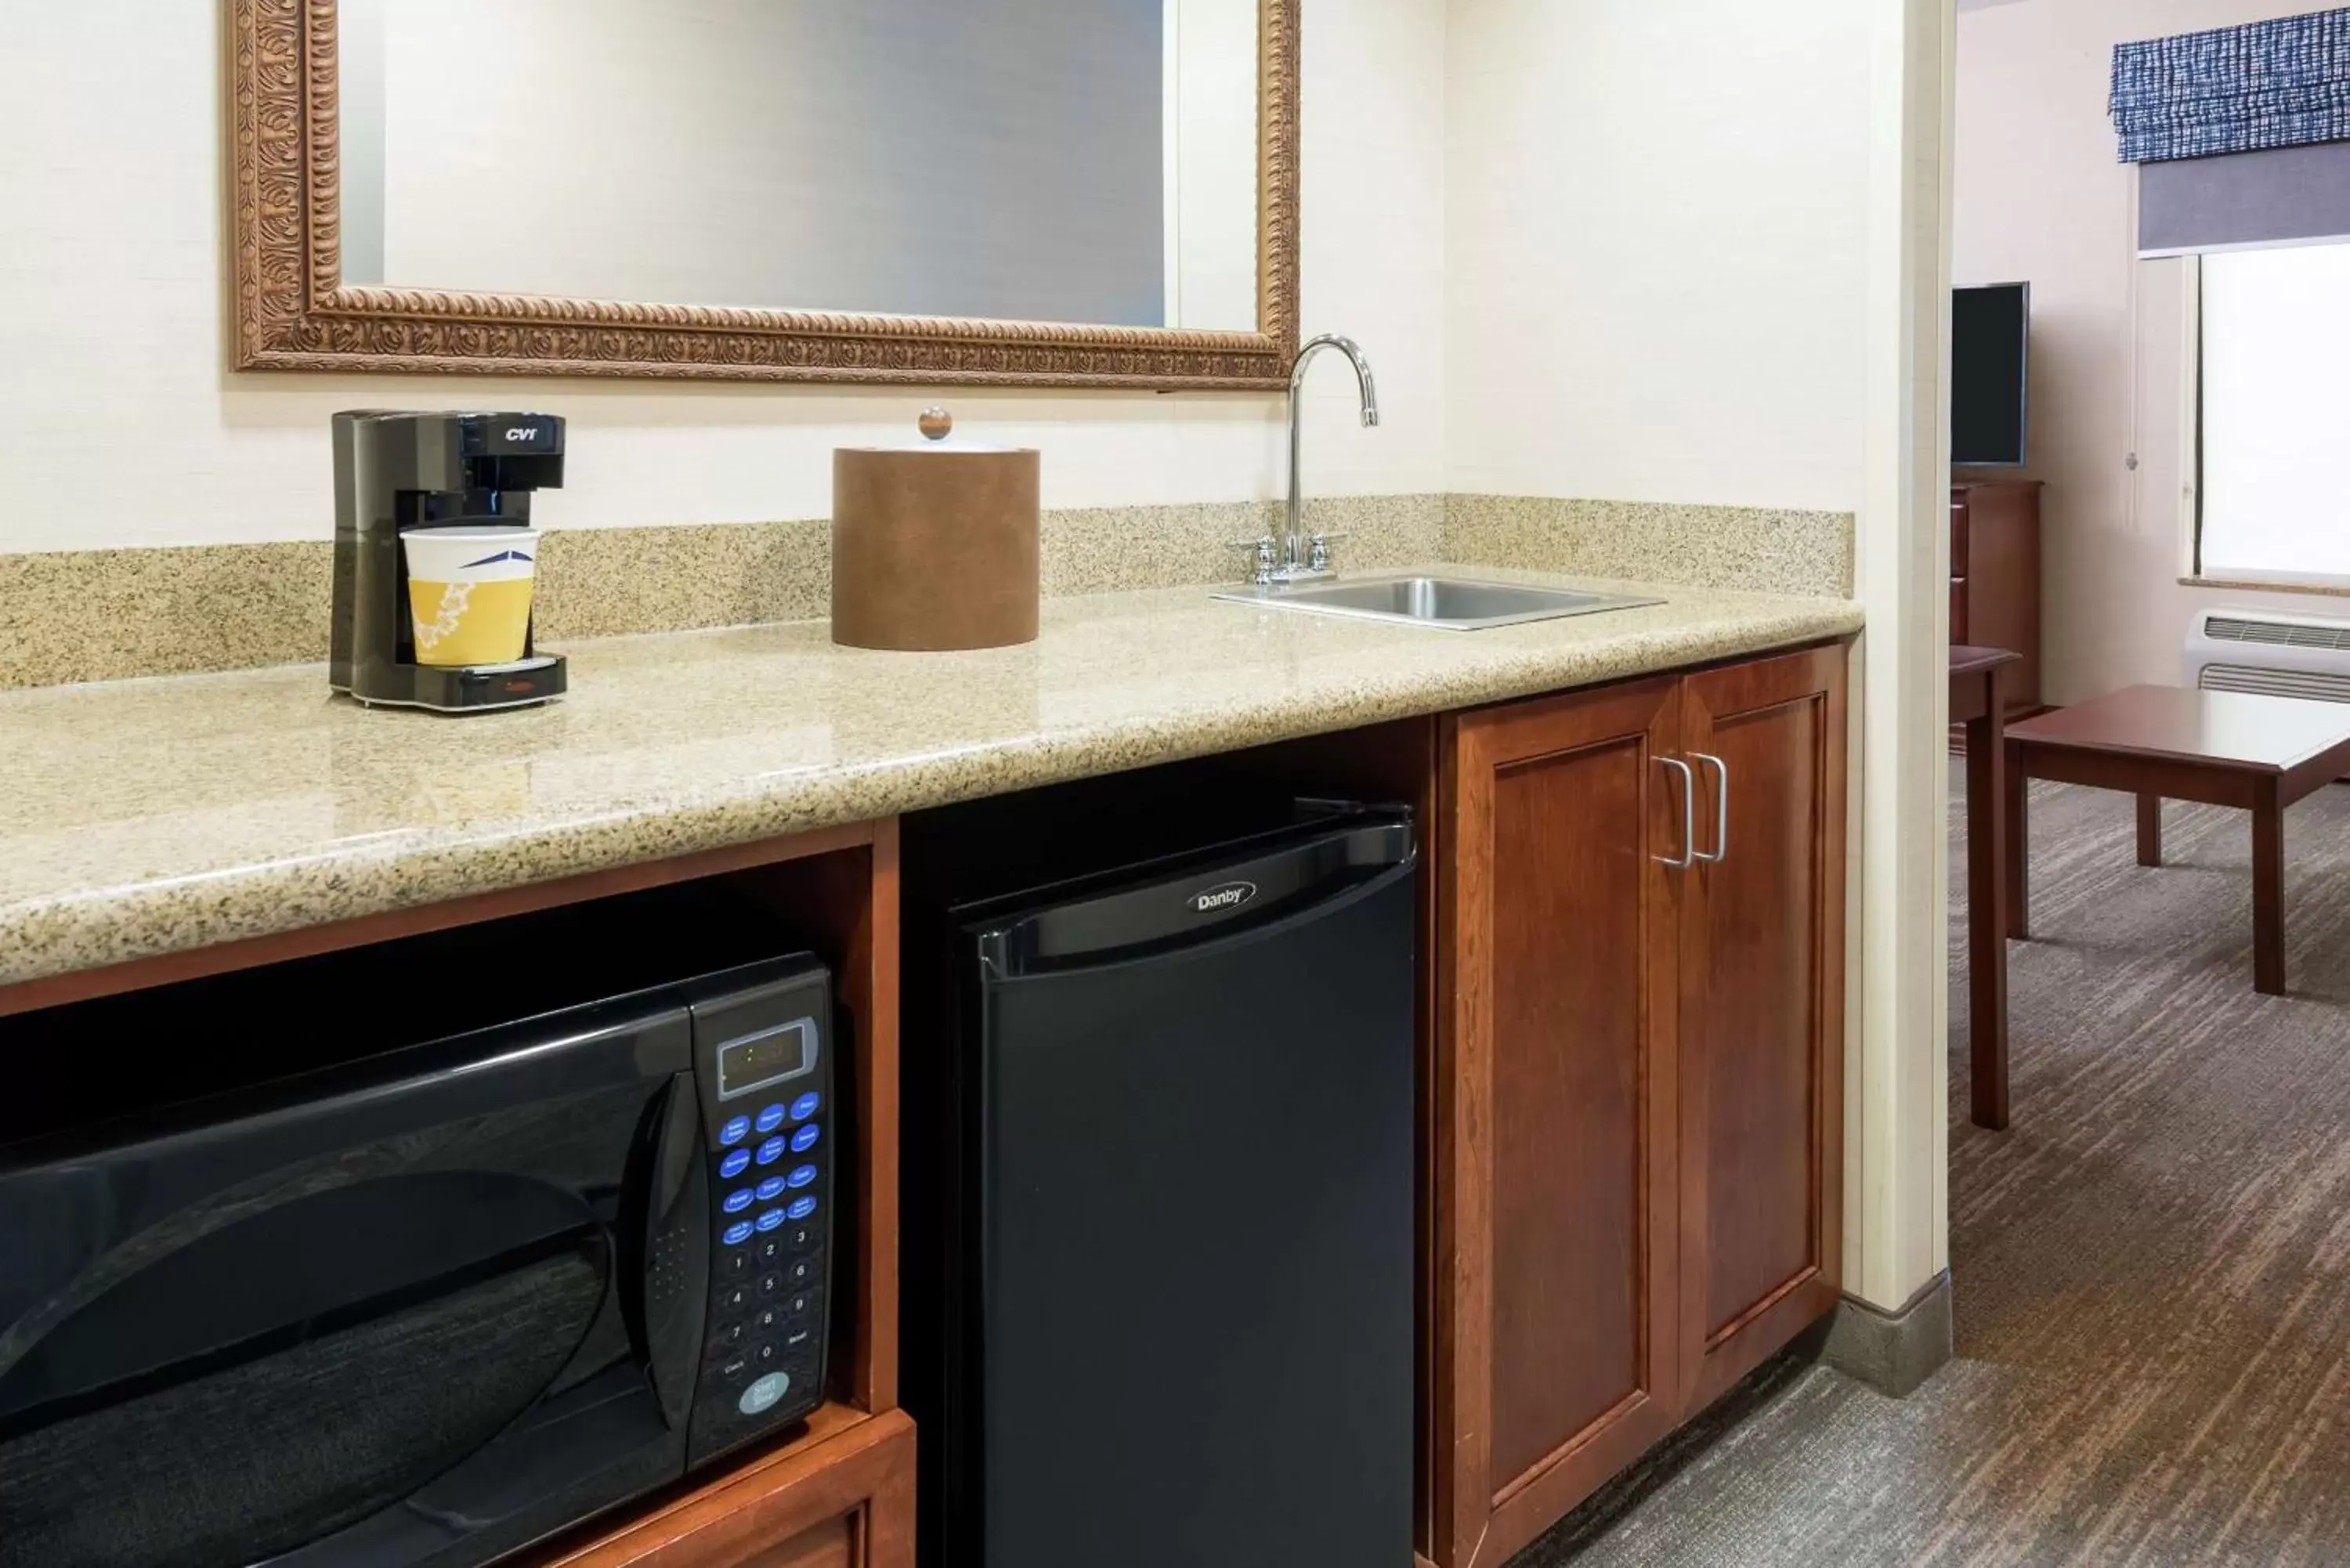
[738,1371,792,1417]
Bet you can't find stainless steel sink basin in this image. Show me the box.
[1213,575,1661,630]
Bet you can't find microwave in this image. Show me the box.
[0,891,839,1568]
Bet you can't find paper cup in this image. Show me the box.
[401,528,541,667]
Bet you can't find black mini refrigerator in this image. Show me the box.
[905,802,1417,1568]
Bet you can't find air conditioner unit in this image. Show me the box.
[2185,606,2350,703]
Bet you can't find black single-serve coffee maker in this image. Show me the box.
[330,410,568,712]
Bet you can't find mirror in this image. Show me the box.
[230,0,1297,387]
[338,0,1262,331]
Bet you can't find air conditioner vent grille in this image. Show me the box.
[2204,616,2350,651]
[2197,663,2350,704]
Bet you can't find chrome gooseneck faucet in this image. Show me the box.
[1279,334,1379,580]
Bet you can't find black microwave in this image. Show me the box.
[0,888,840,1568]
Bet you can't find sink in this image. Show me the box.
[1213,575,1661,630]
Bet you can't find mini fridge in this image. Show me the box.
[903,800,1418,1568]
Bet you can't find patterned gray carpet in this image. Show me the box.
[1513,778,2350,1567]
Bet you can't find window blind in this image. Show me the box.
[2138,141,2350,255]
[2116,9,2350,254]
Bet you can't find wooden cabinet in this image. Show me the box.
[1428,647,1847,1568]
[1950,479,2043,714]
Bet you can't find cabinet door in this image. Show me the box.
[1432,679,1683,1568]
[1676,647,1847,1411]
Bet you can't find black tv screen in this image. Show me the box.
[1951,283,2029,467]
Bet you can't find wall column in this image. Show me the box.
[1846,0,1955,1319]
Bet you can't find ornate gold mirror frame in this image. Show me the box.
[227,0,1299,388]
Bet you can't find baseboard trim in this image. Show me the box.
[1820,1270,1954,1397]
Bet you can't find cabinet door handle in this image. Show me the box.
[1656,756,1697,869]
[1692,752,1730,865]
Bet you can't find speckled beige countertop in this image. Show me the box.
[0,566,1860,991]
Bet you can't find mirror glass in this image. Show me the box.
[336,0,1264,331]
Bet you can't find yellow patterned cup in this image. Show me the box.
[400,528,541,667]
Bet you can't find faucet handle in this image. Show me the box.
[1227,535,1278,587]
[1307,531,1350,574]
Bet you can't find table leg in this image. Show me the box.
[1966,674,2010,1130]
[2005,737,2030,941]
[2253,782,2286,996]
[2137,795,2163,868]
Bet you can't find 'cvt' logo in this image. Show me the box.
[1191,881,1258,915]
[505,427,541,442]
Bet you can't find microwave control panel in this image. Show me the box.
[684,963,833,1467]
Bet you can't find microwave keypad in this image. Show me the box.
[701,1087,828,1433]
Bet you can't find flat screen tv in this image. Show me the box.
[1951,282,2029,467]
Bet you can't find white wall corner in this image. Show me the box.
[1848,0,1955,1313]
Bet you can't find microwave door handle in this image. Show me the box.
[622,1075,707,1432]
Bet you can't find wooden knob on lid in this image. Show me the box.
[918,407,953,442]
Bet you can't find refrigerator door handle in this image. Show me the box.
[974,818,1415,975]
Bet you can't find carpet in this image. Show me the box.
[1509,778,2350,1567]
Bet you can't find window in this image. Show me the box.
[2197,241,2350,586]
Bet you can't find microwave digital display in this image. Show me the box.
[717,1019,817,1100]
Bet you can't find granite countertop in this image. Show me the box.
[0,566,1861,990]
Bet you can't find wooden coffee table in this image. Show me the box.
[2005,685,2350,995]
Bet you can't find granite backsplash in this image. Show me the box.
[0,495,1850,689]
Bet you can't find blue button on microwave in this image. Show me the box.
[719,1148,750,1179]
[790,1092,821,1122]
[755,1104,786,1134]
[755,1208,788,1233]
[786,1195,818,1221]
[786,1164,818,1190]
[756,1176,786,1201]
[722,1189,754,1213]
[719,1115,751,1147]
[790,1125,820,1153]
[722,1221,754,1247]
[755,1136,786,1165]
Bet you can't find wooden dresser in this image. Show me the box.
[1950,478,2043,715]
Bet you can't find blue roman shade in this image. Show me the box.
[2115,9,2350,254]
[2113,9,2350,164]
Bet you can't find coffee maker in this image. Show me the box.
[330,410,569,712]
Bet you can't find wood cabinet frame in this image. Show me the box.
[543,1409,915,1568]
[0,818,909,1568]
[4,644,1847,1567]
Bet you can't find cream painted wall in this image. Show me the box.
[1443,0,1873,511]
[1954,0,2323,704]
[0,2,1443,555]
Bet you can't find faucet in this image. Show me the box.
[1235,334,1379,587]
